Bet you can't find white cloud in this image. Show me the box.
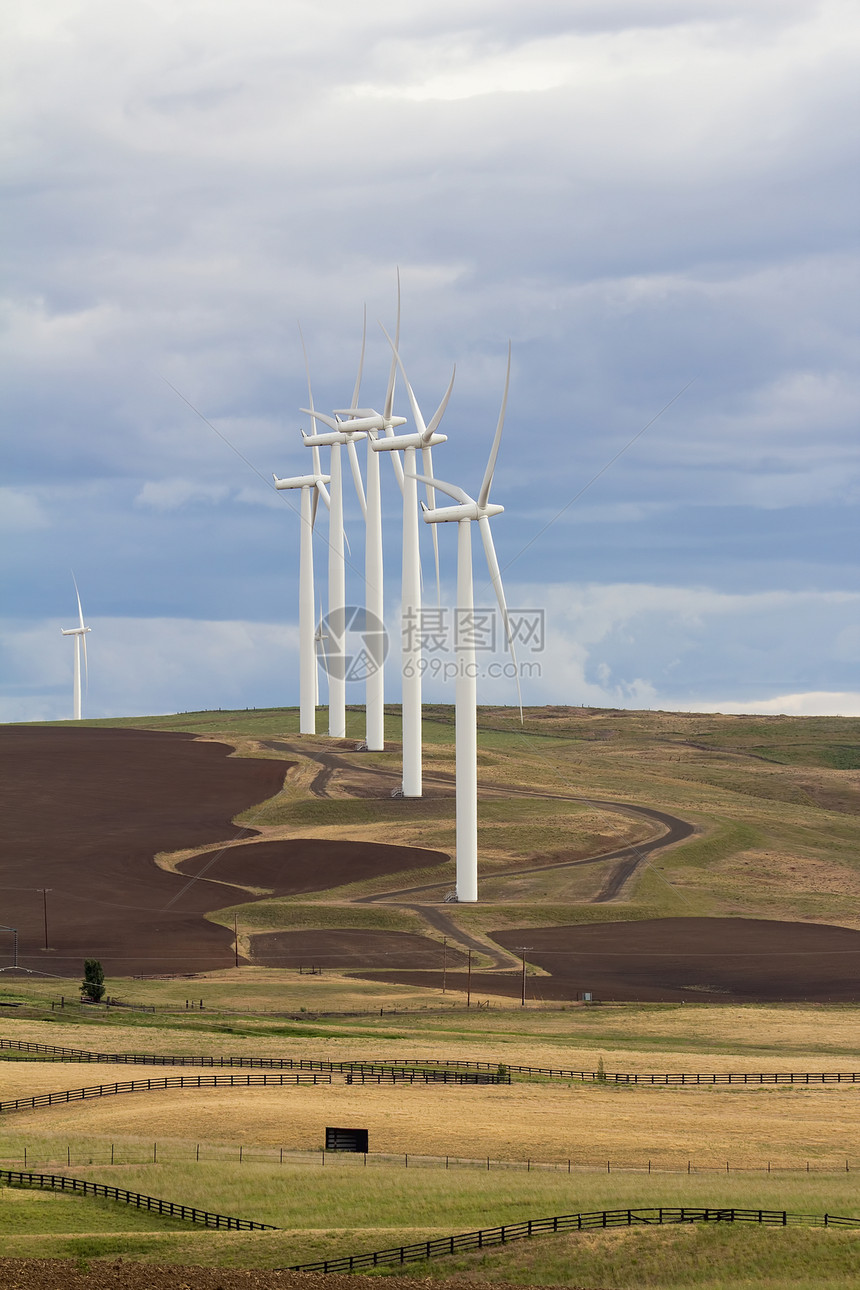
[0,488,49,532]
[135,479,230,510]
[675,690,860,717]
[0,616,299,723]
[3,0,859,716]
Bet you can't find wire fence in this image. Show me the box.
[284,1206,860,1273]
[0,1141,853,1177]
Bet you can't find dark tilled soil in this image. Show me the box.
[0,1261,598,1290]
[0,728,451,980]
[358,917,860,1003]
[249,928,468,969]
[179,839,447,897]
[0,727,288,977]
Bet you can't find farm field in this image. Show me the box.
[1,705,859,1286]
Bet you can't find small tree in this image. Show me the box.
[80,959,105,1003]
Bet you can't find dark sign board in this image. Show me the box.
[325,1126,369,1153]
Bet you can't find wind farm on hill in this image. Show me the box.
[7,294,860,1289]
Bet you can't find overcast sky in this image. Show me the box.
[3,0,859,722]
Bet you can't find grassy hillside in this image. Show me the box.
[28,705,860,944]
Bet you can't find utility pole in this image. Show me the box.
[441,937,447,995]
[233,914,239,969]
[466,948,472,1009]
[40,889,51,951]
[517,947,532,1007]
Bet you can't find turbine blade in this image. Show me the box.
[410,472,472,506]
[82,630,89,693]
[350,305,367,412]
[347,437,367,519]
[316,481,331,510]
[386,429,405,494]
[478,513,522,720]
[478,342,511,510]
[300,408,339,431]
[72,573,84,630]
[311,485,319,529]
[424,365,456,440]
[383,268,401,423]
[380,324,427,438]
[299,325,318,437]
[311,441,322,476]
[422,444,441,606]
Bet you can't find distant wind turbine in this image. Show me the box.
[414,345,521,901]
[300,339,369,740]
[373,338,454,797]
[331,280,408,751]
[274,335,331,735]
[273,440,330,735]
[60,576,92,721]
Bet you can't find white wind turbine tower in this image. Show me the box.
[273,410,331,735]
[60,577,92,721]
[331,287,408,751]
[300,346,369,740]
[374,338,454,797]
[415,346,521,902]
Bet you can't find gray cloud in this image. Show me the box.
[3,0,858,717]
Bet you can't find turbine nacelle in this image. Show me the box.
[273,472,331,491]
[299,411,370,442]
[332,409,408,433]
[61,627,91,636]
[420,498,504,524]
[372,431,447,453]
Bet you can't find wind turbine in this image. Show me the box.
[299,343,369,741]
[61,577,92,721]
[414,345,521,902]
[330,284,408,752]
[373,338,454,797]
[273,431,330,735]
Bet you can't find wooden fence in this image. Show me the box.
[0,1068,507,1116]
[0,1167,273,1229]
[285,1206,860,1273]
[1,1038,856,1085]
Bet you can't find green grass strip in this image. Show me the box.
[0,1168,273,1230]
[284,1205,860,1273]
